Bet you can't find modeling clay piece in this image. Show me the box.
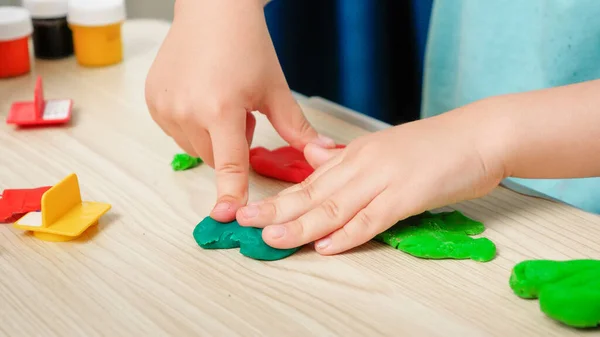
[249,146,313,183]
[510,259,600,328]
[375,211,496,262]
[6,76,72,126]
[13,173,111,242]
[0,186,51,223]
[249,144,345,183]
[171,153,202,171]
[193,216,301,261]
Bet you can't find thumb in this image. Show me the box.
[263,90,336,150]
[304,143,344,169]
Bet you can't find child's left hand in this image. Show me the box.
[236,106,507,254]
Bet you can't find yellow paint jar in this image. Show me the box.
[67,0,126,67]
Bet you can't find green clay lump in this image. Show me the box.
[375,210,496,262]
[193,216,301,261]
[510,259,600,328]
[171,153,203,171]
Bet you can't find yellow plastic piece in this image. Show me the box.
[70,22,123,67]
[13,173,111,242]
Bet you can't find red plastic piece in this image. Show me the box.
[6,76,73,126]
[0,36,30,78]
[0,186,51,223]
[249,144,345,183]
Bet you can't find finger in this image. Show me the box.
[209,111,250,222]
[147,105,172,137]
[246,111,257,147]
[162,119,199,157]
[236,157,356,227]
[180,121,214,166]
[172,135,199,157]
[263,91,335,150]
[168,123,200,157]
[261,174,383,249]
[147,104,199,156]
[315,189,408,255]
[304,143,344,169]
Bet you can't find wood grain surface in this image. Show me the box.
[1,20,599,337]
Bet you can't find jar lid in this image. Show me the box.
[22,0,68,19]
[0,6,33,41]
[67,0,126,26]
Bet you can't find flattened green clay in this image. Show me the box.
[193,216,301,261]
[171,153,202,171]
[375,211,496,262]
[510,259,600,328]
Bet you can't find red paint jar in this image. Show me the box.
[0,7,33,79]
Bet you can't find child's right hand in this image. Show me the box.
[145,0,335,222]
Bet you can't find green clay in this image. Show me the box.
[375,211,496,262]
[510,259,600,328]
[171,153,202,171]
[193,216,301,261]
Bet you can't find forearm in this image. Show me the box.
[169,0,269,51]
[174,0,266,22]
[472,80,600,179]
[174,0,269,13]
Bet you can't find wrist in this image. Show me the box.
[465,97,515,183]
[436,97,513,193]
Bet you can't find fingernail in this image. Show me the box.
[315,134,336,148]
[212,202,230,213]
[265,225,286,239]
[241,205,259,218]
[316,237,331,249]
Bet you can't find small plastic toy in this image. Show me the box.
[13,173,111,242]
[249,144,345,183]
[6,76,72,126]
[0,186,51,223]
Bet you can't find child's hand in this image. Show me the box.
[236,107,507,254]
[145,0,333,221]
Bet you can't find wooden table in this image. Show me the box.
[1,20,599,337]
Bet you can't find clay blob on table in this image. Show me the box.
[193,216,301,261]
[510,259,600,329]
[249,145,345,183]
[171,153,202,171]
[375,210,497,262]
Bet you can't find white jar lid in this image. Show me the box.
[22,0,68,19]
[0,6,33,41]
[67,0,126,26]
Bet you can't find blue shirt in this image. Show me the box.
[421,0,600,214]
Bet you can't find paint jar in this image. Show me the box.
[0,7,33,78]
[23,0,73,60]
[67,0,126,67]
